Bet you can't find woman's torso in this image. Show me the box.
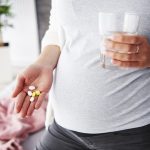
[50,0,150,133]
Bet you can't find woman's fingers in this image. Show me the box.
[112,59,145,68]
[104,50,142,62]
[19,95,31,118]
[110,33,143,44]
[103,34,150,69]
[35,92,46,109]
[11,74,25,98]
[15,91,26,113]
[26,98,38,116]
[23,92,45,117]
[14,84,46,117]
[105,39,140,54]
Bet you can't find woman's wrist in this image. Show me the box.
[34,58,55,71]
[35,45,61,71]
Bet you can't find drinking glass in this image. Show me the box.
[98,12,140,69]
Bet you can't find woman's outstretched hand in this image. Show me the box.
[11,63,53,118]
[104,33,150,68]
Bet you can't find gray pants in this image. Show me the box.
[35,120,150,150]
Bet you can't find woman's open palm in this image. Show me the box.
[11,63,53,118]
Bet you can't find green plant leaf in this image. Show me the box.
[0,1,13,30]
[0,5,11,15]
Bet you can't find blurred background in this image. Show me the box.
[0,0,51,89]
[0,0,51,149]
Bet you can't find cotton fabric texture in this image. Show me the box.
[42,0,150,133]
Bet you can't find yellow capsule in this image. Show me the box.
[35,90,41,96]
[32,92,36,97]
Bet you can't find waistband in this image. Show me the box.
[53,120,150,137]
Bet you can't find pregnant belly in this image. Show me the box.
[53,56,150,121]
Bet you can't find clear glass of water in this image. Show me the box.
[98,12,140,69]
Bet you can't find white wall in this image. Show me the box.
[3,0,39,67]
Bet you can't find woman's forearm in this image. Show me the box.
[35,45,61,70]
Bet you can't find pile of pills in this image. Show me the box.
[28,86,41,102]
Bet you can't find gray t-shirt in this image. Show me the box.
[47,0,150,133]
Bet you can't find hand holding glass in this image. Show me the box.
[98,12,140,69]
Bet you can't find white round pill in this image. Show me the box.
[29,86,36,90]
[27,91,32,97]
[30,97,34,102]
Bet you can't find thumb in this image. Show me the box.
[11,73,25,98]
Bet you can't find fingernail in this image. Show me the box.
[35,107,39,110]
[108,35,114,40]
[15,109,18,113]
[15,107,20,113]
[35,105,39,109]
[11,95,15,99]
[111,59,117,65]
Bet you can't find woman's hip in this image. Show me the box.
[35,120,150,150]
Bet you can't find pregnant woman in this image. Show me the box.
[12,0,150,149]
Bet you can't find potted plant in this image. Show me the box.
[0,0,13,84]
[0,0,12,46]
